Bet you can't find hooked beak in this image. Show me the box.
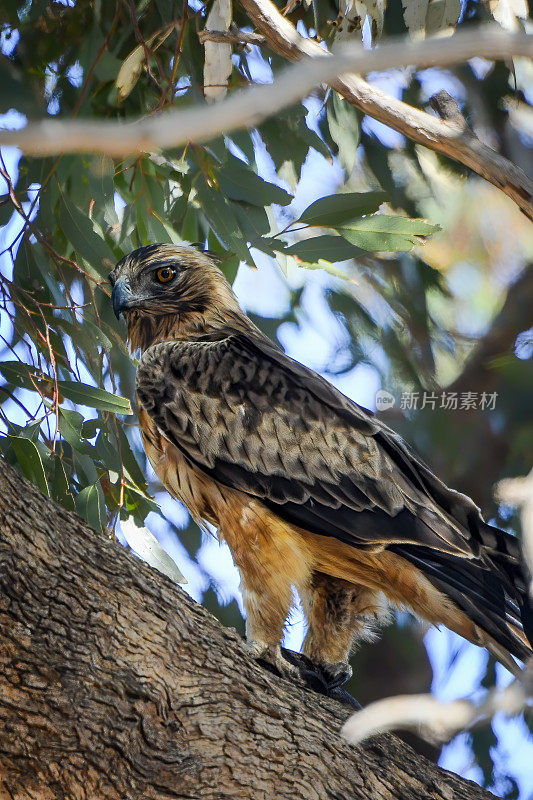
[111,279,135,319]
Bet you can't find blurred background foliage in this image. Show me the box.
[0,0,532,796]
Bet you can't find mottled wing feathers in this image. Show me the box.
[136,332,532,659]
[137,333,465,552]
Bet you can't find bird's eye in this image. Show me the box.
[156,267,176,284]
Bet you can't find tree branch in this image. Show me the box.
[342,668,532,746]
[239,0,533,220]
[0,25,531,221]
[198,24,266,45]
[0,456,498,799]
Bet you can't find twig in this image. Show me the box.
[0,25,531,221]
[72,1,122,116]
[239,0,533,220]
[342,668,533,746]
[198,25,266,45]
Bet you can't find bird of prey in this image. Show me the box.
[110,243,532,687]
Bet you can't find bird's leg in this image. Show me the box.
[240,582,300,680]
[220,506,312,682]
[300,573,388,691]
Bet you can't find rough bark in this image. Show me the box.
[0,458,495,800]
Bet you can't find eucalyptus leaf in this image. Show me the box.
[327,92,360,176]
[0,361,42,391]
[75,484,105,532]
[195,176,253,265]
[297,192,386,227]
[120,516,187,584]
[283,235,365,263]
[59,200,115,267]
[57,381,132,415]
[10,436,50,497]
[51,456,75,510]
[338,216,440,252]
[218,158,292,207]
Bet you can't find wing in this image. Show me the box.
[136,331,532,658]
[136,332,493,555]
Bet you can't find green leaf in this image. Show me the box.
[0,197,14,228]
[195,177,252,265]
[10,436,50,497]
[304,260,352,280]
[57,381,132,414]
[95,430,121,472]
[51,455,75,510]
[232,203,274,251]
[58,408,93,453]
[118,427,148,490]
[218,157,293,207]
[297,191,386,227]
[293,110,331,160]
[0,58,37,115]
[283,235,365,263]
[260,115,307,174]
[327,92,360,176]
[0,361,41,391]
[181,201,200,243]
[75,484,105,532]
[73,452,99,486]
[123,484,159,517]
[59,199,115,267]
[338,216,440,252]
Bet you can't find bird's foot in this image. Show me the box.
[243,639,300,681]
[243,641,360,707]
[300,659,353,692]
[280,649,360,708]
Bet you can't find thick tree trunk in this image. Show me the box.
[0,459,494,800]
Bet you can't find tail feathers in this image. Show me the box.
[478,521,533,647]
[389,540,533,667]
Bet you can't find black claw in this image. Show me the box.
[279,648,361,709]
[321,661,353,690]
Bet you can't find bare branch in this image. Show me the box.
[342,669,533,746]
[429,90,469,126]
[239,0,533,220]
[198,25,266,45]
[0,24,531,223]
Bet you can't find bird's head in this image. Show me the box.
[109,243,242,351]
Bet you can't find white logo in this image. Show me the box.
[375,390,395,411]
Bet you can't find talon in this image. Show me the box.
[244,640,301,680]
[243,639,269,660]
[298,659,353,691]
[321,660,353,689]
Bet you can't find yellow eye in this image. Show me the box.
[156,267,176,283]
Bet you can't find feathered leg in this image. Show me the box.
[301,572,389,688]
[219,501,313,679]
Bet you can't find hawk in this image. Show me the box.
[110,243,532,687]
